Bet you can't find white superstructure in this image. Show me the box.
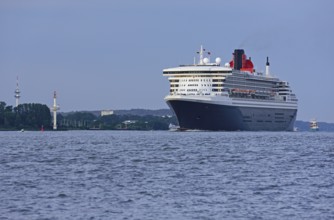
[309,119,319,131]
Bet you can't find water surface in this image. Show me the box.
[0,131,333,219]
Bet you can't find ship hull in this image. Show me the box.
[167,99,297,131]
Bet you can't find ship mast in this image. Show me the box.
[196,45,211,65]
[265,57,270,77]
[199,45,204,65]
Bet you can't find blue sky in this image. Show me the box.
[1,0,333,122]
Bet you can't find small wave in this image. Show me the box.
[57,193,68,198]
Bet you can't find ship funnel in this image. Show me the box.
[234,49,244,70]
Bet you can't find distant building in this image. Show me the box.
[122,120,137,125]
[120,120,137,129]
[162,115,173,118]
[101,110,114,116]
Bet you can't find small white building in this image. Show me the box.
[101,110,114,116]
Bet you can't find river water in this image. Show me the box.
[0,131,333,219]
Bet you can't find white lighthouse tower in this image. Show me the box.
[14,77,21,107]
[52,91,60,130]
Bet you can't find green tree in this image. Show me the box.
[0,102,52,130]
[0,101,6,126]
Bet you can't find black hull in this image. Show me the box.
[167,100,297,131]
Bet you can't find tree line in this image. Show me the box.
[0,101,178,131]
[0,102,51,130]
[58,112,178,130]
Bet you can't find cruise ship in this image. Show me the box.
[163,46,298,131]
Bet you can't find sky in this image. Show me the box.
[1,0,334,122]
